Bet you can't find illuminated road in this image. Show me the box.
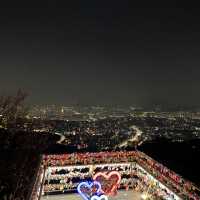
[118,125,143,148]
[41,190,143,200]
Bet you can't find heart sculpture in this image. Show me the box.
[93,171,121,196]
[77,181,101,200]
[91,195,108,200]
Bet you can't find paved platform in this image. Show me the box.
[41,190,143,200]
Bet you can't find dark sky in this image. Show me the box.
[0,1,200,107]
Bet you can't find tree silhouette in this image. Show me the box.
[0,89,29,127]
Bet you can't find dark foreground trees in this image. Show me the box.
[0,89,28,128]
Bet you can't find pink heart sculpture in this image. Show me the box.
[93,171,121,196]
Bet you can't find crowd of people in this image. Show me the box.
[43,151,200,200]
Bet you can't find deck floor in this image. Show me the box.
[41,190,143,200]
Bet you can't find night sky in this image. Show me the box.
[0,1,200,107]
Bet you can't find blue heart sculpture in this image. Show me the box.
[77,181,102,200]
[91,195,108,200]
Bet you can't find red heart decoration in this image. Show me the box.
[93,171,121,196]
